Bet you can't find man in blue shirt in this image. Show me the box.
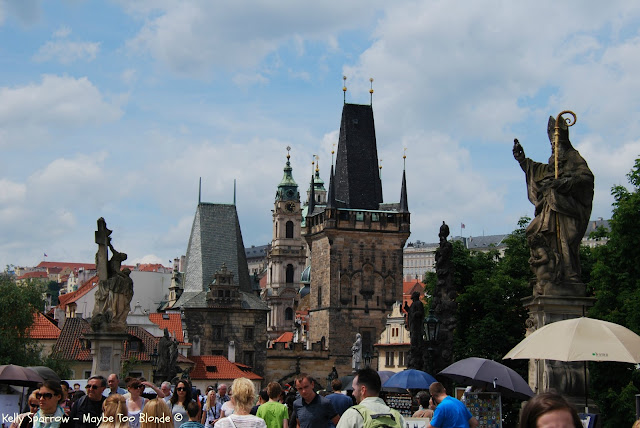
[326,378,353,428]
[427,382,478,428]
[293,374,339,428]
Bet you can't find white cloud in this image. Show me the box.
[0,75,124,147]
[124,0,381,77]
[33,27,100,64]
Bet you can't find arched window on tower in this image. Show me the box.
[286,264,294,284]
[286,221,294,238]
[285,307,293,320]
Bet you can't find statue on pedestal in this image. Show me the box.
[351,333,362,372]
[513,112,594,296]
[92,217,134,332]
[404,291,425,370]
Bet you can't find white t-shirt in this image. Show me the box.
[214,415,266,428]
[221,401,235,417]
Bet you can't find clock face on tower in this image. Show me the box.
[285,202,296,212]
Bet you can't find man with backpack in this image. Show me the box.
[336,368,404,428]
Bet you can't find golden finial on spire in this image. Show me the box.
[379,158,383,179]
[369,77,374,105]
[331,143,336,165]
[315,155,320,172]
[403,147,407,169]
[286,145,291,160]
[343,76,347,104]
[311,154,317,175]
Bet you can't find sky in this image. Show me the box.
[2,0,640,269]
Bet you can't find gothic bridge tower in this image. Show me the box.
[305,103,410,372]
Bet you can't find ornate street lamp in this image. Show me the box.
[423,309,440,374]
[150,347,159,384]
[363,351,373,368]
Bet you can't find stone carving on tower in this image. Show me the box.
[263,147,307,341]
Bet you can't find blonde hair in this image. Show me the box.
[140,399,173,428]
[633,419,640,428]
[203,390,217,411]
[100,394,128,428]
[230,378,256,412]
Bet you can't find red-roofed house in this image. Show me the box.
[52,317,194,380]
[16,271,49,285]
[189,355,262,392]
[136,264,172,274]
[28,313,61,355]
[270,332,293,349]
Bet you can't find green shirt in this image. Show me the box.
[256,401,289,428]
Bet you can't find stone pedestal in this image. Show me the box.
[522,295,596,411]
[85,331,129,378]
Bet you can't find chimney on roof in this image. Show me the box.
[228,341,236,363]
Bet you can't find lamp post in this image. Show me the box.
[363,351,373,369]
[150,347,159,385]
[423,309,440,374]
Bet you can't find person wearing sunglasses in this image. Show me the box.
[32,381,65,428]
[68,376,107,428]
[9,391,39,428]
[127,378,160,428]
[169,381,194,428]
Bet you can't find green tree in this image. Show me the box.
[0,274,46,365]
[452,217,532,427]
[587,158,640,428]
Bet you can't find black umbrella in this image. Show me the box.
[0,365,44,386]
[438,357,534,400]
[339,375,355,391]
[27,366,61,383]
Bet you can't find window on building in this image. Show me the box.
[128,340,141,352]
[354,295,358,305]
[286,221,294,238]
[243,351,255,367]
[318,286,323,306]
[385,352,394,367]
[244,327,254,341]
[211,349,223,355]
[286,264,294,283]
[398,351,406,367]
[285,307,294,321]
[212,326,223,341]
[83,370,92,379]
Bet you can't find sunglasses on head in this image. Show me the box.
[36,393,53,400]
[176,387,187,391]
[86,384,101,390]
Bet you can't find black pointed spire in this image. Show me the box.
[399,169,408,213]
[326,164,336,209]
[308,174,316,215]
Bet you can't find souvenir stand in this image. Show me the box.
[464,392,502,428]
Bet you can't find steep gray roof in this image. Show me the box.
[181,203,252,297]
[334,103,383,209]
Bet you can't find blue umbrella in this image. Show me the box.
[382,369,437,390]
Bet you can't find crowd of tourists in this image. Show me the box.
[11,368,615,428]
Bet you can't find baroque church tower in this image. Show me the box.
[264,148,307,341]
[305,102,410,372]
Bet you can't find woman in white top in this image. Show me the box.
[201,390,222,428]
[126,379,148,428]
[214,378,266,428]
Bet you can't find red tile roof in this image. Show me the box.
[53,317,93,361]
[37,262,96,271]
[189,356,262,381]
[137,264,169,272]
[58,275,99,309]
[274,332,293,343]
[53,317,188,364]
[28,313,61,339]
[259,274,267,289]
[403,280,424,295]
[17,271,49,280]
[149,313,185,342]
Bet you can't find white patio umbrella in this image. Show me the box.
[503,317,640,412]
